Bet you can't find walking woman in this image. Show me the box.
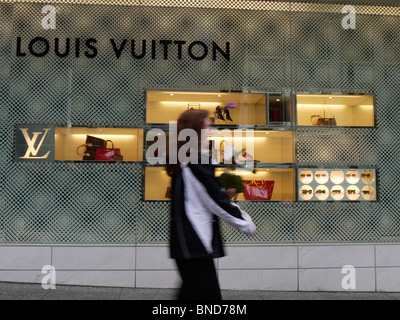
[166,109,256,300]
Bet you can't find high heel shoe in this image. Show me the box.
[215,106,225,121]
[223,107,233,121]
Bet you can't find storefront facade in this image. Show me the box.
[1,0,400,291]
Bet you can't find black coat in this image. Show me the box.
[169,162,256,260]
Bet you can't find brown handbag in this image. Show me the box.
[311,115,337,126]
[76,135,107,160]
[311,101,337,126]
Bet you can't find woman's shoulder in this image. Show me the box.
[188,162,216,178]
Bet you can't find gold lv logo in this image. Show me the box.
[19,128,51,159]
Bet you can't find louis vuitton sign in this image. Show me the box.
[16,37,230,61]
[15,124,55,162]
[15,6,231,61]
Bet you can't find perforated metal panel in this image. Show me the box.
[1,0,400,244]
[292,1,400,243]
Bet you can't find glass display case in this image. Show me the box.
[146,90,294,126]
[144,166,295,201]
[55,127,144,161]
[216,168,295,201]
[296,94,375,127]
[144,90,295,202]
[298,168,377,202]
[146,90,268,125]
[268,92,291,124]
[17,91,379,203]
[209,129,293,164]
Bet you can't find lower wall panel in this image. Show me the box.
[219,269,298,291]
[0,244,400,292]
[299,268,376,292]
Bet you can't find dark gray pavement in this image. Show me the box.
[1,282,400,300]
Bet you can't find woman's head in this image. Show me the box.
[176,109,210,137]
[166,109,211,176]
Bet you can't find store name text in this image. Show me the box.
[15,37,230,61]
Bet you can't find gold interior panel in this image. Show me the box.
[144,167,294,201]
[297,94,375,127]
[210,130,293,164]
[55,127,144,161]
[146,91,267,125]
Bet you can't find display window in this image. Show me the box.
[296,94,375,127]
[268,93,291,124]
[143,90,378,203]
[144,167,295,201]
[144,89,295,202]
[146,90,291,126]
[298,168,377,202]
[55,127,144,162]
[209,130,293,164]
[215,168,295,201]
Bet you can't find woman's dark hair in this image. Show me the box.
[166,109,209,176]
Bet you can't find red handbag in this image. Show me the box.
[243,180,275,201]
[94,140,123,161]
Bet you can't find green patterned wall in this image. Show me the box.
[0,0,399,244]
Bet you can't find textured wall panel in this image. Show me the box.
[0,0,399,245]
[293,1,400,243]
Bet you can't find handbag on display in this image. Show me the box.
[311,100,337,126]
[95,140,123,161]
[76,145,97,161]
[76,136,123,161]
[311,115,337,126]
[76,135,107,160]
[243,180,275,201]
[86,135,107,148]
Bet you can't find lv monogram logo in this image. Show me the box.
[19,128,51,159]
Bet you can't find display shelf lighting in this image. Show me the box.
[297,104,346,108]
[160,101,220,105]
[208,136,267,141]
[71,134,136,138]
[359,105,374,108]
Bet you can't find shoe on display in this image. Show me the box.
[215,106,225,121]
[224,107,233,121]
